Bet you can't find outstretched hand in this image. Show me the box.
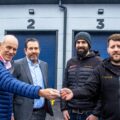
[60,88,73,101]
[39,88,60,100]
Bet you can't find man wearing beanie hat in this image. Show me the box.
[61,32,102,120]
[75,32,91,49]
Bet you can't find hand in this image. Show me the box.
[60,88,73,100]
[11,113,15,120]
[63,110,70,120]
[39,88,60,100]
[86,114,98,120]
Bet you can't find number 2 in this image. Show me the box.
[27,19,35,29]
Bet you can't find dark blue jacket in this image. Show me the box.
[0,61,41,120]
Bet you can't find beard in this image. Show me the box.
[29,54,39,63]
[110,53,120,64]
[110,56,120,64]
[76,47,89,58]
[30,58,37,63]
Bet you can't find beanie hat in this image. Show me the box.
[74,32,91,48]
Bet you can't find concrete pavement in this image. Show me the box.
[46,99,64,120]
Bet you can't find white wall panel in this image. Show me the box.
[0,4,120,88]
[57,68,63,90]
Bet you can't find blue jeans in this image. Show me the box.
[68,109,92,120]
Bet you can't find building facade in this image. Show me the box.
[0,1,120,89]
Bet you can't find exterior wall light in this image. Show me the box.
[98,9,104,15]
[29,9,35,15]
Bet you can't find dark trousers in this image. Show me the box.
[68,109,92,120]
[30,108,46,120]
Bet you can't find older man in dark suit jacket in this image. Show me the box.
[13,38,53,120]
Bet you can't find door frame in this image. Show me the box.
[72,30,120,57]
[5,29,58,89]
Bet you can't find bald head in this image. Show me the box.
[2,35,18,45]
[0,35,19,61]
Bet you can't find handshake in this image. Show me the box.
[39,88,73,100]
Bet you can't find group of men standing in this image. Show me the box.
[0,31,120,120]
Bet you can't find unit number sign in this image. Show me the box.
[27,18,105,29]
[27,19,35,29]
[96,19,104,29]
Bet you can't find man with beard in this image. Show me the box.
[61,33,120,120]
[13,38,53,120]
[61,32,102,120]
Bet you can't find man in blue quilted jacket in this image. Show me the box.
[0,35,60,120]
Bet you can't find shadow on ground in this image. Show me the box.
[46,99,64,120]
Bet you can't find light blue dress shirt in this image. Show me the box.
[27,57,45,108]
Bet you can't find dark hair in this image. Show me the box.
[108,34,120,45]
[25,38,40,48]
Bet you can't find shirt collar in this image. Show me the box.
[0,55,5,62]
[0,55,12,69]
[26,57,40,66]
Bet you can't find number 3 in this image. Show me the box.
[96,19,104,29]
